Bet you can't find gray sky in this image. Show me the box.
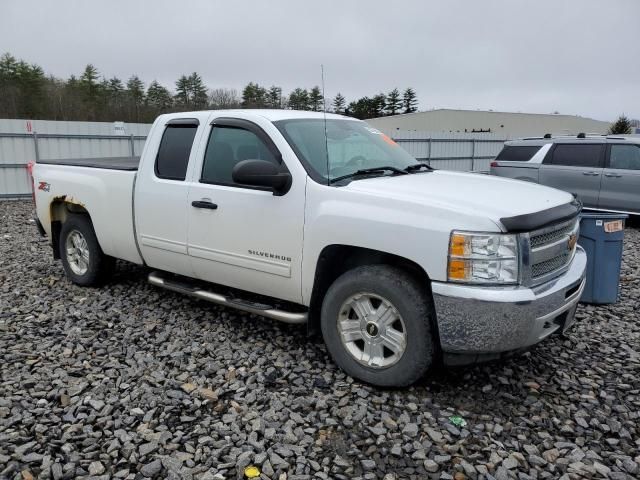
[1,0,638,121]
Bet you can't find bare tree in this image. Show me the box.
[209,88,241,109]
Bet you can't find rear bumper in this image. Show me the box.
[431,246,587,356]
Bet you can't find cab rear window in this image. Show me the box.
[495,145,541,162]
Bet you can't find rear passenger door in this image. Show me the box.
[135,118,202,276]
[538,143,605,208]
[598,143,640,213]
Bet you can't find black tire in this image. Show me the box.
[321,265,436,387]
[59,214,114,286]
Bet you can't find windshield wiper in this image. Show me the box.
[404,163,434,173]
[329,166,408,185]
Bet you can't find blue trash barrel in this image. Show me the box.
[578,211,628,304]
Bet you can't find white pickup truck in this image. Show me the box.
[32,110,587,387]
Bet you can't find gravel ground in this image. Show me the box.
[1,200,639,480]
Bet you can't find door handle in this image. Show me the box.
[191,200,218,210]
[604,173,622,178]
[582,171,599,176]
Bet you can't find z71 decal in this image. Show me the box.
[38,182,50,192]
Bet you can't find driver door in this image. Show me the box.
[186,117,305,303]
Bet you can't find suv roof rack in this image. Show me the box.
[519,134,583,140]
[517,133,624,141]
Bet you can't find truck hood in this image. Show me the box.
[344,170,574,230]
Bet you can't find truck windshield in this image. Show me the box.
[274,119,418,184]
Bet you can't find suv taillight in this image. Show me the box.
[490,161,498,168]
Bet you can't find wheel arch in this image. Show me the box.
[307,244,438,339]
[49,197,92,260]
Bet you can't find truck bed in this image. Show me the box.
[33,159,142,265]
[37,156,140,171]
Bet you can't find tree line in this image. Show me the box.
[0,52,419,123]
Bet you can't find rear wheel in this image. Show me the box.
[321,265,435,387]
[59,215,113,286]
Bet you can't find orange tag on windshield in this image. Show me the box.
[382,134,398,146]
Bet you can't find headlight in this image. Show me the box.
[447,231,519,284]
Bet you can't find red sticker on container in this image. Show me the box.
[604,220,623,233]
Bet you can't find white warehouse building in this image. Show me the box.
[366,109,611,139]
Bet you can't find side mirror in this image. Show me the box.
[232,159,291,194]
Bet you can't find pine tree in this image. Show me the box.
[78,64,102,119]
[608,115,633,134]
[126,75,145,122]
[309,86,323,112]
[347,97,378,119]
[402,87,418,114]
[0,53,18,79]
[288,88,309,111]
[267,85,282,108]
[108,77,124,95]
[13,61,46,118]
[0,54,19,117]
[79,65,100,106]
[332,93,346,114]
[175,75,190,108]
[372,93,386,117]
[189,72,208,109]
[146,80,173,112]
[79,65,99,96]
[105,77,124,114]
[241,82,267,108]
[386,88,402,116]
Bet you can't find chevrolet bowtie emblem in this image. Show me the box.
[568,233,577,251]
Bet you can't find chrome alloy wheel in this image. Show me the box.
[65,230,90,276]
[337,292,407,368]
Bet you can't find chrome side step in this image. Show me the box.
[148,271,308,324]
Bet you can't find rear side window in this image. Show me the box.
[155,124,198,180]
[548,144,603,168]
[609,144,640,170]
[201,126,278,185]
[495,145,541,162]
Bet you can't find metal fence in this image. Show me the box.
[0,119,150,198]
[392,130,508,172]
[0,120,509,198]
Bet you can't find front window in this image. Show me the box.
[274,119,418,183]
[201,126,278,185]
[609,144,640,170]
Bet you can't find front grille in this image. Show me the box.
[526,217,579,284]
[530,221,576,249]
[531,252,571,278]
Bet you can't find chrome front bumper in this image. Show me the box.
[431,246,587,354]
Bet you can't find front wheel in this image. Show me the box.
[321,265,436,387]
[59,214,114,286]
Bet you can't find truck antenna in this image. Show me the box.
[321,64,330,185]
